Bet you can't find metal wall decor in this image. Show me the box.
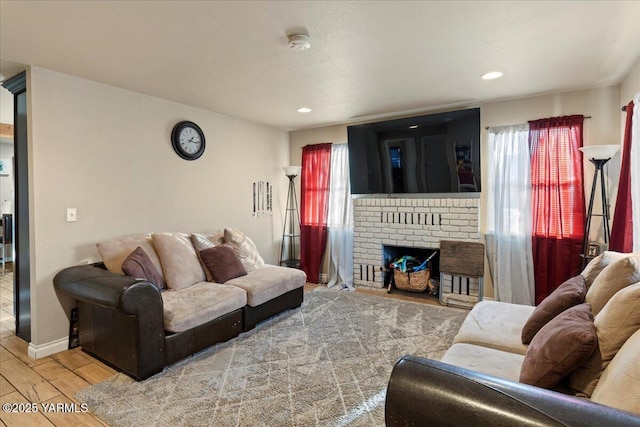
[252,180,272,217]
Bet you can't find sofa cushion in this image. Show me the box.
[591,328,640,414]
[152,232,205,290]
[453,300,534,355]
[580,251,630,289]
[97,234,163,276]
[161,281,247,333]
[225,265,306,307]
[441,343,525,382]
[585,255,640,315]
[521,275,585,344]
[191,231,225,251]
[199,245,247,283]
[519,304,597,389]
[569,282,640,397]
[121,246,166,290]
[223,228,265,272]
[191,231,225,281]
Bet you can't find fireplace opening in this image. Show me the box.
[383,245,440,298]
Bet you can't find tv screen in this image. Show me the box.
[348,108,480,195]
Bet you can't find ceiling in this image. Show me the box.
[1,1,639,131]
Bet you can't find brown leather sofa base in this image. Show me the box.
[164,308,243,366]
[243,287,303,331]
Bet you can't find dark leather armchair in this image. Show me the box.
[385,355,640,427]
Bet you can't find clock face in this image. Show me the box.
[171,121,205,160]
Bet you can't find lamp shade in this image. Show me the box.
[579,145,620,160]
[283,166,302,177]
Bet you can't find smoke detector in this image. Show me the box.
[288,34,311,50]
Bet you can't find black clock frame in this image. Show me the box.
[171,121,206,160]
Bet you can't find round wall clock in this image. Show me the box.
[171,121,206,160]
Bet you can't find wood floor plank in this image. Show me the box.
[51,351,92,371]
[0,375,16,397]
[0,347,15,363]
[40,395,108,427]
[32,361,91,402]
[74,364,114,385]
[0,391,55,427]
[0,359,60,403]
[0,336,51,367]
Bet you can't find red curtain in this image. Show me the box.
[300,143,332,283]
[610,101,634,252]
[529,116,585,304]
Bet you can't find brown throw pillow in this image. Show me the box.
[199,245,247,283]
[121,246,166,290]
[519,304,597,389]
[521,275,585,344]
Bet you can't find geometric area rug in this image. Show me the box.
[75,288,467,426]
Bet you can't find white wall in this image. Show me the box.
[27,67,290,350]
[620,58,640,109]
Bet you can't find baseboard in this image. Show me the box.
[27,337,69,359]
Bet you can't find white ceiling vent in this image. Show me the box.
[288,34,311,50]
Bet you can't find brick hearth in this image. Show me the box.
[353,196,480,294]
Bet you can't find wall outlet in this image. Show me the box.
[66,208,77,222]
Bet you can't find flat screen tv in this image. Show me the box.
[348,108,480,195]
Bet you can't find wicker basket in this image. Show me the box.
[393,269,431,292]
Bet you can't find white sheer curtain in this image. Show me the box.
[486,124,535,305]
[326,144,354,290]
[632,92,640,251]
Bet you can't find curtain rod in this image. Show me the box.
[485,115,592,130]
[622,106,627,112]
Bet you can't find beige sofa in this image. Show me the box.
[440,251,640,415]
[54,228,307,379]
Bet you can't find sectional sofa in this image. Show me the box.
[386,251,640,425]
[54,229,306,380]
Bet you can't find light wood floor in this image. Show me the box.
[1,268,441,427]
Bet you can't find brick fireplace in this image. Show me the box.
[353,196,480,298]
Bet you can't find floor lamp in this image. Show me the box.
[280,166,302,268]
[579,144,620,270]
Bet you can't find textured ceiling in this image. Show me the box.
[1,1,639,130]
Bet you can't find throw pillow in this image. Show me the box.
[580,251,630,290]
[97,234,163,275]
[585,255,640,315]
[121,246,166,290]
[569,282,640,397]
[199,245,247,283]
[590,329,640,414]
[191,231,225,281]
[519,303,597,389]
[521,275,585,344]
[223,227,265,272]
[151,232,206,290]
[191,231,225,252]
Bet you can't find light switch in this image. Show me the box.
[66,208,77,222]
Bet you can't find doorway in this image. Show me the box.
[2,71,30,342]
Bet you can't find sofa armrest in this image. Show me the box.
[385,355,640,427]
[53,264,166,380]
[54,264,159,312]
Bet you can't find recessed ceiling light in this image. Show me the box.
[297,107,312,113]
[409,125,418,129]
[482,71,503,80]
